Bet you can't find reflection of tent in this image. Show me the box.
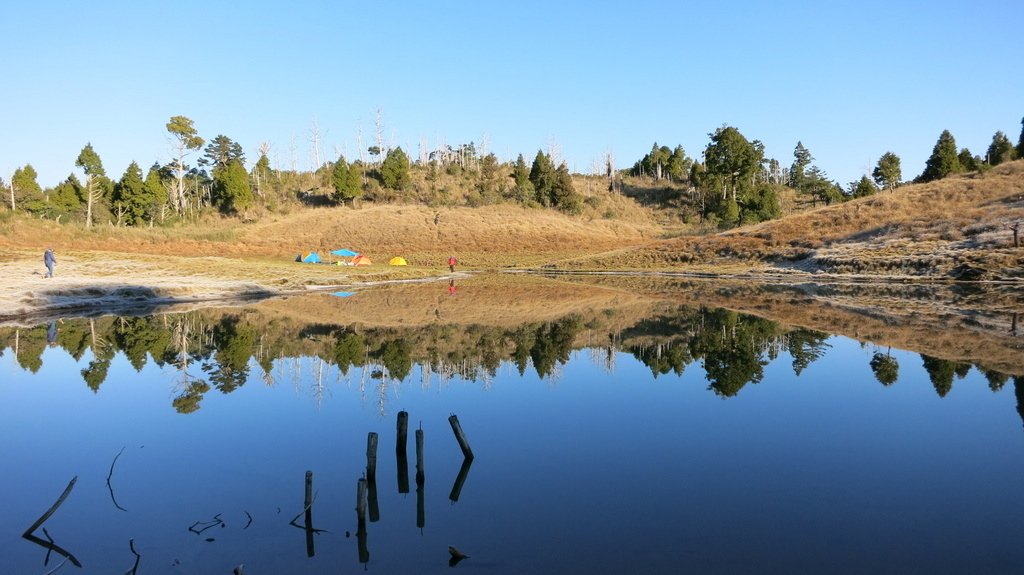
[330,291,356,298]
[330,248,360,257]
[389,256,408,266]
[299,252,321,263]
[351,255,372,266]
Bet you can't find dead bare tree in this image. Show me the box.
[1008,220,1021,248]
[308,117,324,171]
[374,108,386,166]
[5,174,13,211]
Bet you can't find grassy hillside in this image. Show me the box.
[560,160,1024,280]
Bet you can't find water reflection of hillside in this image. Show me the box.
[1,279,1020,414]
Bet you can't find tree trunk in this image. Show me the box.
[85,176,94,228]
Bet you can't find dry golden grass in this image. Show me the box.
[562,160,1024,279]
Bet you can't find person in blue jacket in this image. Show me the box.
[44,248,57,278]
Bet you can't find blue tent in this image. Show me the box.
[301,252,321,263]
[330,248,360,257]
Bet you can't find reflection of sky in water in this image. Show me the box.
[2,323,1024,574]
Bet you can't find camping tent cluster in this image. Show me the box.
[295,249,409,266]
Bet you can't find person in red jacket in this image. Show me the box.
[448,255,457,273]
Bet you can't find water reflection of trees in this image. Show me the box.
[0,305,1018,413]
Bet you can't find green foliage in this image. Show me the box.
[701,125,766,225]
[986,131,1016,166]
[333,331,366,375]
[376,339,412,381]
[46,174,84,217]
[144,164,169,220]
[849,175,877,198]
[632,143,692,182]
[870,352,899,385]
[200,134,245,170]
[789,141,813,191]
[528,150,556,206]
[1018,116,1024,158]
[872,152,902,191]
[919,130,962,182]
[379,147,411,190]
[75,142,106,177]
[741,184,782,223]
[12,164,45,212]
[212,160,253,214]
[331,155,362,204]
[958,148,981,172]
[166,115,204,150]
[921,354,957,397]
[113,162,148,225]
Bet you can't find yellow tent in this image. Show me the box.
[389,256,408,266]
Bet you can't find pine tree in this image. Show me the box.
[789,141,813,191]
[918,130,962,182]
[986,131,1016,165]
[76,143,109,227]
[1018,116,1024,159]
[379,147,411,190]
[529,150,556,206]
[113,161,147,225]
[872,152,902,191]
[144,164,168,223]
[12,164,44,211]
[850,175,877,198]
[958,148,980,172]
[510,153,533,203]
[200,135,245,170]
[212,160,252,214]
[331,155,362,204]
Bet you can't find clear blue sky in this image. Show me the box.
[2,0,1022,189]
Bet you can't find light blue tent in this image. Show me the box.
[301,252,321,263]
[330,248,360,257]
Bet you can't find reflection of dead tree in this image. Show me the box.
[188,513,224,534]
[106,446,128,512]
[22,477,81,567]
[125,539,141,575]
[312,358,327,410]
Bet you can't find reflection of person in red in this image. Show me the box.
[448,255,457,273]
[448,279,457,296]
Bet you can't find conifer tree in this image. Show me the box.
[12,164,44,211]
[987,131,1016,165]
[114,161,147,225]
[1018,116,1024,159]
[331,155,362,204]
[212,160,252,214]
[789,141,813,191]
[511,153,534,202]
[379,147,411,190]
[529,150,556,206]
[872,152,902,191]
[75,143,108,227]
[850,175,877,198]
[918,130,962,182]
[144,164,168,223]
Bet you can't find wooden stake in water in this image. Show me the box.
[448,415,474,460]
[366,432,378,481]
[415,428,425,485]
[396,411,409,454]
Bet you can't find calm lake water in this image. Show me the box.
[2,279,1023,574]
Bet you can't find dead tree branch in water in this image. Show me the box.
[22,476,82,568]
[126,538,141,575]
[106,446,128,511]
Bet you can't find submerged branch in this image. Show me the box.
[106,446,128,512]
[22,477,82,568]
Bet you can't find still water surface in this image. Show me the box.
[1,285,1023,574]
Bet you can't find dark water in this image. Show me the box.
[2,286,1023,574]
